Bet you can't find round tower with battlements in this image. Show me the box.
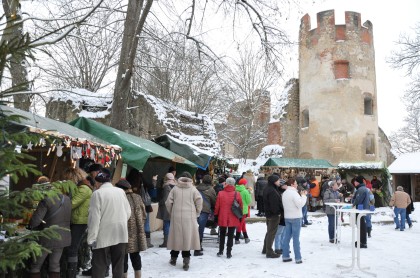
[298,10,379,164]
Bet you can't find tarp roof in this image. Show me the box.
[154,134,212,170]
[69,117,196,170]
[388,152,420,174]
[263,158,334,169]
[338,162,385,170]
[1,105,120,151]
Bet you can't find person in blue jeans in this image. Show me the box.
[274,179,287,253]
[156,173,177,247]
[389,186,411,231]
[281,178,307,264]
[323,181,341,243]
[195,175,216,256]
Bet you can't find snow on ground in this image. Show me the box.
[129,203,420,278]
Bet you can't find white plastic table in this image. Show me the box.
[324,202,348,244]
[336,208,376,277]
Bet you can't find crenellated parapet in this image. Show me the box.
[300,10,373,48]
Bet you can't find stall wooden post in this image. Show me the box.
[112,158,123,184]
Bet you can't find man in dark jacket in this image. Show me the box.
[262,175,283,258]
[352,176,370,248]
[255,174,268,217]
[29,189,72,278]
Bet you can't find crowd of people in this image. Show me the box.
[26,166,415,277]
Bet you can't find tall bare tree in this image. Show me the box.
[389,102,420,155]
[38,0,124,93]
[389,22,420,102]
[1,0,30,110]
[388,22,420,154]
[219,47,280,160]
[110,0,292,131]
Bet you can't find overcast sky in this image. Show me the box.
[296,0,420,135]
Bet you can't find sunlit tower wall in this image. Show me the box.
[298,10,379,165]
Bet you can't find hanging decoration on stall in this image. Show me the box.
[56,144,64,157]
[23,136,120,166]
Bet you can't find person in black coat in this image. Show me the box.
[406,195,415,228]
[29,188,72,278]
[255,174,268,217]
[261,175,283,258]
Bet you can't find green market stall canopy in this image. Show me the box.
[263,158,334,169]
[154,134,212,170]
[69,117,196,170]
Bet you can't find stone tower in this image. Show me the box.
[298,10,379,164]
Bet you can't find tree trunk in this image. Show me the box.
[1,0,31,111]
[110,0,153,131]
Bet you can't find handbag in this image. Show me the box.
[231,191,243,220]
[141,185,152,206]
[199,191,215,222]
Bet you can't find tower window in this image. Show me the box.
[365,134,375,155]
[334,61,349,79]
[364,95,373,115]
[301,109,309,128]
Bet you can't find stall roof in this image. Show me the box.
[388,153,420,174]
[69,117,196,170]
[154,134,212,170]
[263,158,334,168]
[1,105,120,151]
[338,162,385,170]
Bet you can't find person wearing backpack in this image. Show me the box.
[195,175,216,256]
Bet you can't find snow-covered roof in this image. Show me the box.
[338,162,384,169]
[135,90,220,156]
[388,152,420,174]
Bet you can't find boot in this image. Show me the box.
[183,257,190,271]
[243,232,250,243]
[235,232,241,242]
[67,262,78,278]
[193,250,203,256]
[210,227,218,235]
[159,235,168,248]
[30,273,41,278]
[169,257,177,266]
[146,232,154,248]
[48,273,60,278]
[227,248,232,259]
[367,227,372,238]
[134,270,141,278]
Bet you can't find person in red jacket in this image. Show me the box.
[214,177,243,259]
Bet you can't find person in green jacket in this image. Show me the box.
[62,167,93,278]
[235,178,252,244]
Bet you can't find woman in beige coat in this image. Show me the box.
[115,179,147,278]
[165,172,202,271]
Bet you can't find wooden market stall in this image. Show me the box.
[2,105,121,191]
[261,157,335,180]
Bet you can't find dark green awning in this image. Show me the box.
[264,158,334,169]
[69,117,196,170]
[154,134,212,170]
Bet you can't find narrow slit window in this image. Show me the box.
[302,109,309,128]
[365,134,375,155]
[364,96,373,115]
